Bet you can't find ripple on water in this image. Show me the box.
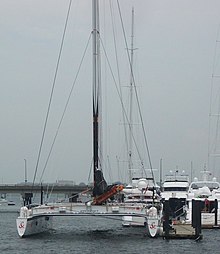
[0,210,219,254]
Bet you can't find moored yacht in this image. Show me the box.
[123,177,160,204]
[161,170,189,221]
[186,170,220,227]
[122,176,162,227]
[161,171,189,200]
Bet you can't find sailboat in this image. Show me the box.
[183,34,220,228]
[16,0,161,238]
[119,8,161,227]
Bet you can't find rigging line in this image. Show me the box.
[107,155,113,183]
[88,158,93,185]
[213,93,220,150]
[100,37,143,171]
[68,189,92,201]
[208,24,220,170]
[32,0,73,190]
[109,0,129,160]
[47,183,56,203]
[45,184,50,203]
[99,38,144,175]
[39,33,92,182]
[208,27,220,137]
[116,155,123,182]
[212,90,220,172]
[96,137,111,181]
[102,2,109,178]
[116,0,155,184]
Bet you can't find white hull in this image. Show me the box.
[146,217,161,237]
[201,212,220,226]
[122,215,146,227]
[122,215,162,234]
[122,206,162,238]
[16,202,162,237]
[145,207,162,237]
[16,216,53,237]
[186,210,220,227]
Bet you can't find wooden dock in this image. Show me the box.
[163,199,203,240]
[166,223,200,239]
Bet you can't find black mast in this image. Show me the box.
[92,0,107,197]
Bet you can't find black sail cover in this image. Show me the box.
[93,169,108,197]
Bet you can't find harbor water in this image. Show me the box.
[0,194,220,254]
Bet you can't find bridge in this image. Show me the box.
[0,183,90,196]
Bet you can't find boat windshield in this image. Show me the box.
[163,187,188,192]
[164,175,189,182]
[190,182,220,190]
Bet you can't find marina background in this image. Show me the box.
[1,0,220,251]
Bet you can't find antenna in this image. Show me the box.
[159,158,163,189]
[24,159,27,183]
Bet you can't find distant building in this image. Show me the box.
[56,180,75,185]
[79,182,86,186]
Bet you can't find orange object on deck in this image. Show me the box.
[93,185,123,205]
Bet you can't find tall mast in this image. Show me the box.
[92,0,108,198]
[128,7,135,183]
[92,0,100,181]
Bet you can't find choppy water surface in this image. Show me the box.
[0,195,219,254]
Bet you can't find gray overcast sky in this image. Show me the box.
[0,0,220,184]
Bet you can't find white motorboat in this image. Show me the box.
[8,200,16,206]
[161,171,189,201]
[186,170,220,227]
[0,198,8,205]
[0,194,16,206]
[0,193,8,205]
[122,177,161,227]
[123,177,160,204]
[160,171,189,222]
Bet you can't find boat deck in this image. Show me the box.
[18,202,152,220]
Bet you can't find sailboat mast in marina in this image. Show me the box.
[128,7,135,183]
[92,0,108,197]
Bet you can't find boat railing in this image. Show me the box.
[164,174,189,182]
[173,206,187,221]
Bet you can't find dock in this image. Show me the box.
[163,199,203,240]
[163,222,202,239]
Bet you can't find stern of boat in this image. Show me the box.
[145,207,162,237]
[16,217,28,237]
